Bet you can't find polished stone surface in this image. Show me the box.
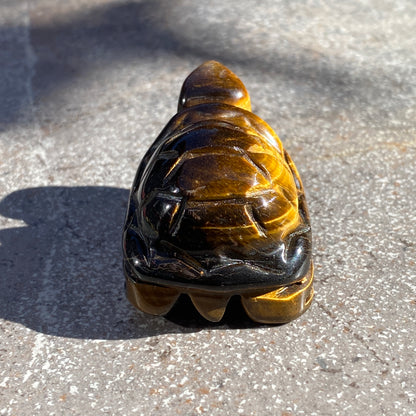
[1,1,415,415]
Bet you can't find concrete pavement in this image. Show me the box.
[1,1,415,414]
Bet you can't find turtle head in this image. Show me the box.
[178,60,251,112]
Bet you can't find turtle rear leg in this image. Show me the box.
[125,262,314,324]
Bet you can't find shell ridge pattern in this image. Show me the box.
[159,104,283,153]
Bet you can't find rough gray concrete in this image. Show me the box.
[1,0,415,415]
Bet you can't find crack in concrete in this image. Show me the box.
[22,1,39,127]
[315,300,390,366]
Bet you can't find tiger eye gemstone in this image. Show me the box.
[178,60,252,111]
[123,61,313,323]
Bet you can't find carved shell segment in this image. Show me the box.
[139,121,300,251]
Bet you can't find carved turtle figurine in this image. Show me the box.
[123,61,313,323]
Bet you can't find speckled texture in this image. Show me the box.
[0,0,415,415]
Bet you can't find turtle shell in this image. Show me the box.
[123,63,312,291]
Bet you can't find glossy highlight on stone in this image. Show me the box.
[123,61,313,323]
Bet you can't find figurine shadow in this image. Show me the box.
[0,186,266,340]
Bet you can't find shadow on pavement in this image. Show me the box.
[0,186,265,339]
[1,0,383,129]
